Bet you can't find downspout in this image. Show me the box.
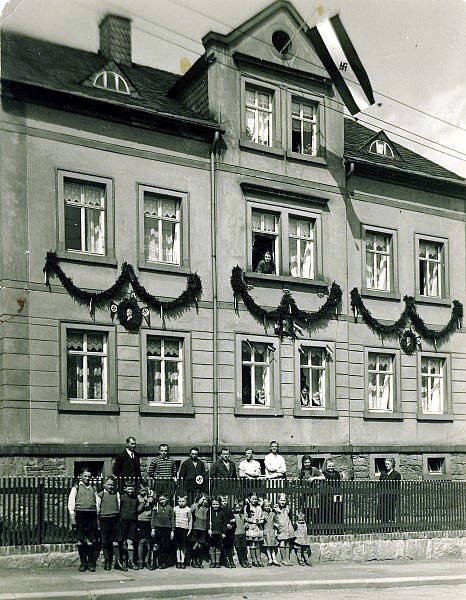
[344,160,354,473]
[210,131,221,463]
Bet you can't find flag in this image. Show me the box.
[309,15,375,115]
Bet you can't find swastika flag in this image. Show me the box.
[309,15,375,115]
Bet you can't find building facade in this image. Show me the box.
[1,1,465,480]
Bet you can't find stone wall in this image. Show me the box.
[0,457,67,477]
[451,454,466,479]
[399,454,423,480]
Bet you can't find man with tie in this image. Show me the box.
[113,437,142,483]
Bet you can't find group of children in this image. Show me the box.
[68,470,313,572]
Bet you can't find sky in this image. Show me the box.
[1,0,465,178]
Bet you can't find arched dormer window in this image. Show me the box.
[94,71,130,94]
[369,139,394,158]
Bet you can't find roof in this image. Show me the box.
[1,31,218,128]
[344,119,464,182]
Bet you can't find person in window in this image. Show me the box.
[376,457,401,530]
[300,385,310,407]
[255,388,267,405]
[255,251,276,275]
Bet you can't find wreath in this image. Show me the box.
[116,296,143,332]
[400,329,419,354]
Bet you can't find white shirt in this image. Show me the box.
[126,448,135,460]
[264,452,286,478]
[239,459,262,478]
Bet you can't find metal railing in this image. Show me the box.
[1,477,465,546]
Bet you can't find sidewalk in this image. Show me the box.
[0,559,465,600]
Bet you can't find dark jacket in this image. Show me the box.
[209,459,237,480]
[113,450,141,480]
[178,458,207,491]
[208,508,227,535]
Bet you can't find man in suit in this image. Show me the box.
[113,436,141,483]
[209,447,237,497]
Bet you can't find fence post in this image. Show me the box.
[37,478,45,545]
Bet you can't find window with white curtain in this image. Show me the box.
[365,231,391,291]
[144,192,181,265]
[419,240,443,297]
[245,86,273,146]
[64,179,106,255]
[421,357,444,414]
[66,330,107,403]
[291,98,318,156]
[289,216,315,279]
[368,353,394,412]
[147,336,183,405]
[241,341,273,406]
[299,347,326,408]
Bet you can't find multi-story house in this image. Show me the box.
[1,1,465,480]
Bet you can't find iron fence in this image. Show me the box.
[0,476,465,546]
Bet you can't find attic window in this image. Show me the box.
[369,139,394,158]
[272,30,292,56]
[94,71,130,94]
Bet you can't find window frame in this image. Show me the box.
[423,454,451,480]
[363,347,402,420]
[93,70,130,95]
[58,322,118,413]
[369,453,401,480]
[234,334,282,417]
[369,139,394,158]
[286,91,326,162]
[246,200,323,282]
[414,234,450,303]
[140,329,194,415]
[240,78,283,154]
[361,225,399,298]
[294,340,337,417]
[138,184,190,274]
[417,352,452,421]
[57,170,115,265]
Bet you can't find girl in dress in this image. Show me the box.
[293,511,312,566]
[275,493,295,566]
[244,493,264,567]
[262,499,280,566]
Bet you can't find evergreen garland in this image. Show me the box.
[230,265,342,336]
[43,251,202,316]
[350,288,463,346]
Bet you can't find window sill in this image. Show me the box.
[239,139,285,157]
[56,250,117,268]
[417,413,453,422]
[293,408,338,418]
[245,272,329,291]
[139,405,195,416]
[234,407,284,417]
[414,295,452,307]
[361,288,401,301]
[363,411,404,421]
[57,401,120,414]
[285,151,327,166]
[137,261,192,275]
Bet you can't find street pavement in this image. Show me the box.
[0,558,465,600]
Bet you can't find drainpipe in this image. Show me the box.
[210,131,221,463]
[344,160,354,474]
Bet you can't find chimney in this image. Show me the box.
[99,15,132,66]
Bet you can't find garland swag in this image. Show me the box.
[230,266,342,337]
[350,288,463,347]
[43,251,202,317]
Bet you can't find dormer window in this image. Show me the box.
[369,139,394,158]
[94,70,130,94]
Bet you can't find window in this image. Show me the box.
[369,139,394,158]
[365,230,392,291]
[370,454,400,479]
[140,330,193,415]
[235,334,282,417]
[421,357,444,414]
[289,216,315,279]
[418,239,444,297]
[73,461,104,478]
[291,98,318,156]
[252,209,279,273]
[423,455,451,479]
[367,353,394,412]
[427,457,446,475]
[272,30,292,56]
[147,336,183,405]
[144,192,181,265]
[94,70,130,94]
[241,341,273,406]
[64,179,106,255]
[66,330,107,403]
[245,85,273,146]
[299,347,326,409]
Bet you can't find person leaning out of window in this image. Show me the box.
[255,251,276,275]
